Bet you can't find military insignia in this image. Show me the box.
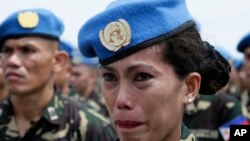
[47,107,58,120]
[99,19,131,51]
[197,100,211,110]
[18,11,39,28]
[226,102,235,108]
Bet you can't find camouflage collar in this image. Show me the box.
[0,93,66,126]
[78,91,97,102]
[43,93,66,125]
[88,91,99,100]
[0,97,14,123]
[114,123,196,141]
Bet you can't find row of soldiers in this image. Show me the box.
[183,33,250,141]
[55,40,109,118]
[0,9,117,141]
[0,3,250,141]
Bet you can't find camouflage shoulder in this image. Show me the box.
[0,99,11,118]
[217,93,243,119]
[77,105,117,141]
[180,124,197,141]
[217,93,241,104]
[198,94,216,102]
[56,95,117,141]
[0,102,3,117]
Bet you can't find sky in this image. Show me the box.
[0,0,250,59]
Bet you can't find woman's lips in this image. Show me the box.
[115,120,144,128]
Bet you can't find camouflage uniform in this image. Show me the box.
[0,93,117,141]
[180,124,197,141]
[183,93,242,141]
[75,92,109,119]
[56,86,79,101]
[114,124,196,141]
[239,90,250,120]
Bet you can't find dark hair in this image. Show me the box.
[162,26,231,95]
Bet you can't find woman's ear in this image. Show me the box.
[53,51,69,72]
[184,72,201,104]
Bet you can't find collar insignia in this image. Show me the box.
[47,107,58,120]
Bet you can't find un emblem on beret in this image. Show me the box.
[18,11,39,28]
[99,19,131,51]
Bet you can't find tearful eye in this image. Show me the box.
[103,73,117,82]
[21,47,35,54]
[135,73,153,81]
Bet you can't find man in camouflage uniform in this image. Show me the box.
[183,45,244,141]
[237,33,250,120]
[58,41,110,119]
[54,40,78,99]
[0,93,116,141]
[0,8,116,141]
[70,52,109,118]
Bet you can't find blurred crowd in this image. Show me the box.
[0,1,250,141]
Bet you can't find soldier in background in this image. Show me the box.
[214,46,239,95]
[70,51,109,118]
[236,33,250,120]
[183,92,242,141]
[54,40,78,98]
[183,45,243,141]
[0,8,116,141]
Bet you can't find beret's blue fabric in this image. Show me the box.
[78,0,194,65]
[215,46,232,62]
[233,58,243,70]
[71,50,99,68]
[237,33,250,52]
[0,8,64,44]
[60,40,74,59]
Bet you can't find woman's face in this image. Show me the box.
[100,45,193,141]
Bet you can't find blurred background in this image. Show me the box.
[1,0,249,59]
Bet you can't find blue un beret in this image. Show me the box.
[233,58,243,71]
[71,50,99,68]
[237,33,250,52]
[78,0,195,65]
[215,46,232,62]
[215,46,235,66]
[0,8,64,47]
[60,40,74,60]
